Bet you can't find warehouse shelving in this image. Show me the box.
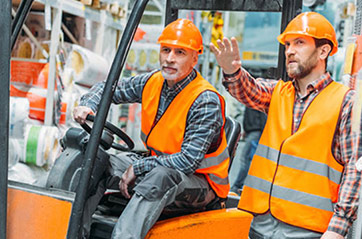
[35,0,126,31]
[18,0,130,125]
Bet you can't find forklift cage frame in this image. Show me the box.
[165,0,303,80]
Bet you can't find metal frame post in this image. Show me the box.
[44,4,63,126]
[0,1,11,238]
[277,0,303,81]
[165,0,178,25]
[66,0,150,237]
[11,0,34,50]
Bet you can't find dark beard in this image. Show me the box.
[287,50,318,79]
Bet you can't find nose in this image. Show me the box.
[166,50,176,63]
[285,44,295,56]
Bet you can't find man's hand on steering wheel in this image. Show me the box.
[73,106,135,151]
[73,106,95,124]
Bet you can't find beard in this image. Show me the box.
[160,70,179,81]
[160,64,182,82]
[286,49,319,79]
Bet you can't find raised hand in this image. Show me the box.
[209,37,242,75]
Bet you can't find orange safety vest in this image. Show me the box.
[141,71,230,198]
[238,80,350,233]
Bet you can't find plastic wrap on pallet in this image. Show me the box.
[8,161,49,186]
[10,60,47,87]
[9,97,29,138]
[10,84,68,124]
[65,44,110,87]
[21,125,60,167]
[8,138,24,169]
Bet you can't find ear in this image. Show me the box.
[319,44,332,60]
[192,51,198,67]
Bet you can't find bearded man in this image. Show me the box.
[210,12,361,239]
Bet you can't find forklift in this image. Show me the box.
[1,0,304,238]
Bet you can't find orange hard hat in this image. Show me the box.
[277,12,338,56]
[157,19,203,54]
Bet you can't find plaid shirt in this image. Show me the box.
[80,69,223,176]
[222,68,361,236]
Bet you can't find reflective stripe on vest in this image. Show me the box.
[255,144,342,184]
[238,80,349,233]
[244,175,334,212]
[141,71,230,198]
[146,144,230,187]
[208,173,229,185]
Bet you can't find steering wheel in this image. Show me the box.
[81,114,134,151]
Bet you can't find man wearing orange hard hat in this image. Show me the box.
[74,19,230,238]
[210,12,360,239]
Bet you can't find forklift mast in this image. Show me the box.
[0,1,11,239]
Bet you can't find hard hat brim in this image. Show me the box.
[277,32,338,56]
[158,40,204,54]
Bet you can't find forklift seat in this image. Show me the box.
[224,116,241,171]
